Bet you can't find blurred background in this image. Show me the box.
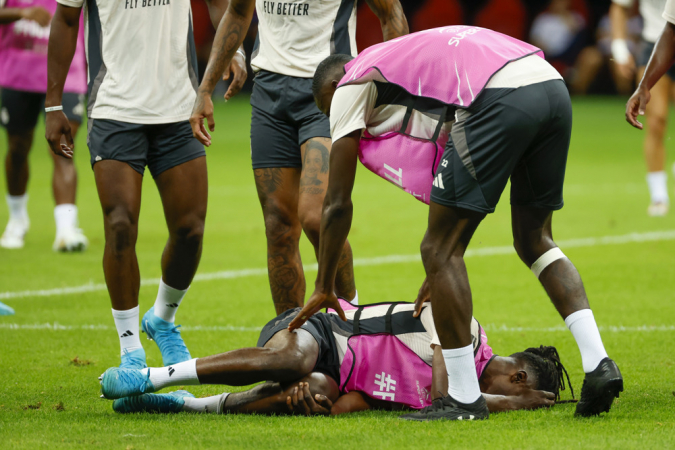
[192,0,638,97]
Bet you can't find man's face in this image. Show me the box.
[305,148,323,178]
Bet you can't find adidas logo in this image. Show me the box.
[95,156,102,161]
[165,303,179,308]
[432,173,445,189]
[120,330,134,338]
[168,366,175,376]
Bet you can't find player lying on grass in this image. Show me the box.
[99,299,573,416]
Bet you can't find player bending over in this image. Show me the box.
[99,299,572,416]
[289,26,622,420]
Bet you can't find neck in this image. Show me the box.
[479,356,511,392]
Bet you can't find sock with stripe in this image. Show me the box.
[112,306,143,356]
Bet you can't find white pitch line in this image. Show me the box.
[0,322,673,333]
[2,229,675,302]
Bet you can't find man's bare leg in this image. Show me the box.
[51,120,88,251]
[637,68,670,214]
[94,161,145,362]
[254,167,306,314]
[102,329,321,399]
[511,205,621,416]
[1,130,33,248]
[298,137,356,302]
[419,202,486,408]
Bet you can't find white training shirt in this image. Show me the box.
[613,0,668,43]
[330,55,563,143]
[56,0,199,124]
[251,0,358,78]
[664,0,675,24]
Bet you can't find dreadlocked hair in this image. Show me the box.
[513,346,574,401]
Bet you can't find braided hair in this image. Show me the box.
[512,346,574,401]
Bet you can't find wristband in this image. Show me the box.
[236,48,246,59]
[611,39,630,65]
[45,105,63,113]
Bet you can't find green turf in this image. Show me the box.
[1,96,674,449]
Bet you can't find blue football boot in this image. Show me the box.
[141,307,191,366]
[99,367,156,399]
[120,348,147,369]
[0,301,15,316]
[113,390,194,414]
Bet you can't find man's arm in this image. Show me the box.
[203,0,248,101]
[365,0,408,41]
[609,2,635,80]
[626,22,675,128]
[44,3,82,158]
[288,131,361,330]
[189,0,255,146]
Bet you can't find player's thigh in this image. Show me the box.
[510,80,572,212]
[423,201,486,259]
[93,160,143,225]
[1,89,42,151]
[298,137,331,224]
[645,74,670,128]
[154,157,208,231]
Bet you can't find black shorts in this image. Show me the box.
[257,308,341,383]
[431,80,572,213]
[638,40,675,80]
[250,70,330,169]
[87,119,205,178]
[0,88,85,134]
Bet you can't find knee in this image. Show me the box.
[171,214,205,247]
[105,209,137,254]
[299,212,321,247]
[513,233,554,267]
[420,234,444,272]
[272,346,314,380]
[7,136,31,163]
[648,115,668,137]
[263,206,301,247]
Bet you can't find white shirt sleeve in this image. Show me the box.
[56,0,85,7]
[664,0,675,24]
[329,82,378,143]
[612,0,634,8]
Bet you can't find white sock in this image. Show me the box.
[143,358,199,390]
[350,290,359,306]
[6,194,28,222]
[153,279,188,323]
[54,204,78,234]
[182,393,229,414]
[565,309,609,373]
[647,171,668,204]
[443,345,482,404]
[112,306,143,356]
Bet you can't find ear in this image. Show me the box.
[331,79,340,89]
[511,370,529,384]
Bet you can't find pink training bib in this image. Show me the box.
[336,26,542,204]
[333,299,494,410]
[0,0,87,94]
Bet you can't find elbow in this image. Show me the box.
[323,199,353,221]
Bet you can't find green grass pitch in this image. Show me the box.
[1,96,674,448]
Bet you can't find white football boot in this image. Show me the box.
[53,227,88,252]
[0,217,29,249]
[647,202,669,217]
